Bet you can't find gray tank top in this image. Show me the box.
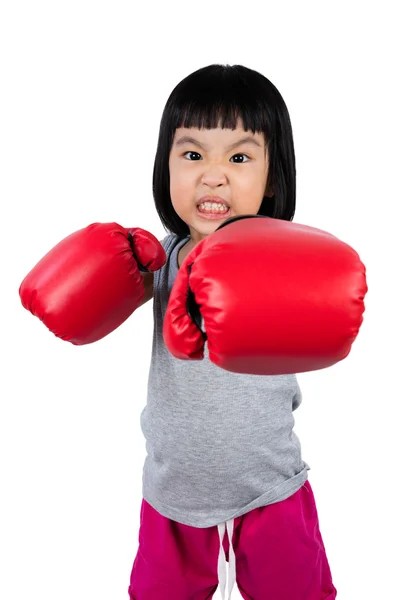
[140,233,310,528]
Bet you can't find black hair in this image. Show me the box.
[152,64,296,237]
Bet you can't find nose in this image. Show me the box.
[201,164,227,187]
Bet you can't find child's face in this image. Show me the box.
[169,120,271,245]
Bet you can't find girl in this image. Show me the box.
[128,64,337,600]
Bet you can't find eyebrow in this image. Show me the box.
[174,135,263,152]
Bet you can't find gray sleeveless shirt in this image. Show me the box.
[140,233,310,528]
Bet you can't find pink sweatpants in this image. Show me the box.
[128,480,337,600]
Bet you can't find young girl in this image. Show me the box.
[127,64,337,600]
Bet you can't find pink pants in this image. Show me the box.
[128,480,337,600]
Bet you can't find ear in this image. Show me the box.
[264,184,274,198]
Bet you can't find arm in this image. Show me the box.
[137,272,154,308]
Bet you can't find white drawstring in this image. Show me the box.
[217,519,236,599]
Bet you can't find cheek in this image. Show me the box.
[170,177,190,199]
[246,165,268,193]
[234,171,267,210]
[169,169,195,211]
[170,167,194,195]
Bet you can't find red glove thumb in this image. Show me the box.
[163,242,208,359]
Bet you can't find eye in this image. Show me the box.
[182,151,250,162]
[230,153,250,163]
[183,151,202,160]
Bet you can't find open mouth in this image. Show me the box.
[196,205,231,220]
[196,200,231,220]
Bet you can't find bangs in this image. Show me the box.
[175,100,270,139]
[168,65,273,142]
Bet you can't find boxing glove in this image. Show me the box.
[19,222,166,344]
[163,215,367,375]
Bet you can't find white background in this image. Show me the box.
[1,1,399,599]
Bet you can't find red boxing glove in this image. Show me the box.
[19,222,166,344]
[163,216,367,375]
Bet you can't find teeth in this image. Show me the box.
[198,201,229,212]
